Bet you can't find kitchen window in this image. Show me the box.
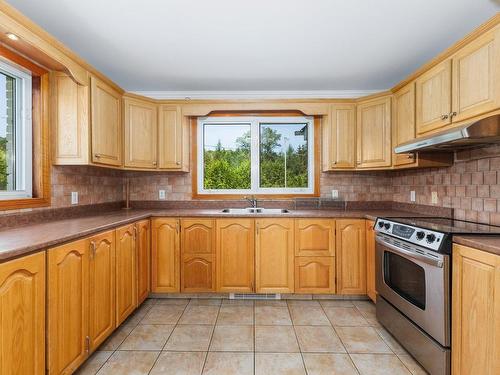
[0,59,32,200]
[197,116,315,195]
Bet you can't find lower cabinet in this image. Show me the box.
[452,244,500,375]
[136,220,151,304]
[0,252,45,375]
[295,256,336,293]
[255,218,294,293]
[151,218,180,292]
[366,220,376,302]
[336,219,367,295]
[216,218,255,292]
[115,224,137,325]
[181,218,216,292]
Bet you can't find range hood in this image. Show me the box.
[395,114,500,153]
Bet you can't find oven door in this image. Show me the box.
[375,233,450,346]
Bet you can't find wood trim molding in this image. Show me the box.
[191,113,320,199]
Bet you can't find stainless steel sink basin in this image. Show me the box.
[221,207,289,214]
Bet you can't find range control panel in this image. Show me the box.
[373,218,445,252]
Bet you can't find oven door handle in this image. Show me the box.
[375,236,444,268]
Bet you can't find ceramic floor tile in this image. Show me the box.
[150,351,206,375]
[302,353,358,375]
[179,305,220,325]
[155,298,190,306]
[255,326,299,353]
[98,325,134,351]
[255,306,292,325]
[294,325,346,353]
[222,299,254,306]
[287,300,321,308]
[324,307,370,327]
[336,326,392,354]
[397,354,428,375]
[353,300,376,314]
[255,300,288,307]
[96,350,159,375]
[289,305,330,326]
[350,354,411,375]
[319,300,355,308]
[217,305,254,325]
[209,325,254,352]
[119,324,174,350]
[188,299,222,306]
[140,305,185,325]
[255,353,306,375]
[75,351,112,375]
[202,352,254,375]
[376,327,407,354]
[165,325,214,351]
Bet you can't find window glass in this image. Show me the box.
[0,72,15,191]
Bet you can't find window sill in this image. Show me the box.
[0,197,50,211]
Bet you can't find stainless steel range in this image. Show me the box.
[374,217,500,375]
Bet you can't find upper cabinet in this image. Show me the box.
[91,76,123,166]
[158,105,189,170]
[392,83,417,167]
[123,97,158,169]
[356,95,392,168]
[323,104,356,169]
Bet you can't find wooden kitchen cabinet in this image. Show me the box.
[416,60,452,135]
[115,224,137,325]
[158,105,189,170]
[152,218,180,293]
[91,76,122,167]
[136,219,151,304]
[366,220,376,302]
[356,96,392,168]
[452,244,500,375]
[216,218,255,292]
[181,218,216,292]
[123,97,158,169]
[0,252,45,375]
[88,230,116,351]
[336,219,367,295]
[393,82,417,167]
[325,104,356,169]
[48,238,89,375]
[295,219,335,256]
[256,219,294,293]
[295,256,335,294]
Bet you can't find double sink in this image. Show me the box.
[221,207,290,214]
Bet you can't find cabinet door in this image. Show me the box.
[91,76,122,166]
[48,238,89,375]
[115,224,137,325]
[295,219,335,257]
[452,27,500,123]
[216,219,255,292]
[452,244,500,375]
[0,252,45,375]
[330,104,356,169]
[123,97,158,169]
[136,220,151,304]
[88,230,115,351]
[51,72,89,165]
[158,105,183,169]
[181,219,215,292]
[256,219,294,293]
[365,220,376,302]
[151,218,180,292]
[295,257,335,294]
[356,96,392,168]
[393,82,417,166]
[336,219,367,295]
[416,60,452,135]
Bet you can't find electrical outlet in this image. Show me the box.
[331,190,339,199]
[410,191,416,202]
[71,191,78,205]
[159,190,166,200]
[431,191,438,204]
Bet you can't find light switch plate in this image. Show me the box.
[431,191,438,204]
[71,191,78,205]
[331,190,339,199]
[159,190,166,200]
[410,191,416,202]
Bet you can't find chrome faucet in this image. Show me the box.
[244,196,258,208]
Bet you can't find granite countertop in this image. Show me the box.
[453,235,500,256]
[0,208,425,262]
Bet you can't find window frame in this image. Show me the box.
[196,114,317,197]
[0,58,33,200]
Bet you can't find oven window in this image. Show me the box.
[384,252,426,310]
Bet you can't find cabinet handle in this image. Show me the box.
[153,161,157,166]
[450,111,457,118]
[176,221,180,234]
[89,241,96,259]
[407,153,415,159]
[85,336,90,354]
[332,161,337,165]
[441,114,449,120]
[94,154,101,158]
[176,161,181,165]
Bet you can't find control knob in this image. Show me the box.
[384,223,391,230]
[426,233,436,243]
[378,221,384,228]
[416,231,425,240]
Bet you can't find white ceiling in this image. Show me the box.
[6,0,500,96]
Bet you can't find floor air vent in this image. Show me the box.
[229,293,281,300]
